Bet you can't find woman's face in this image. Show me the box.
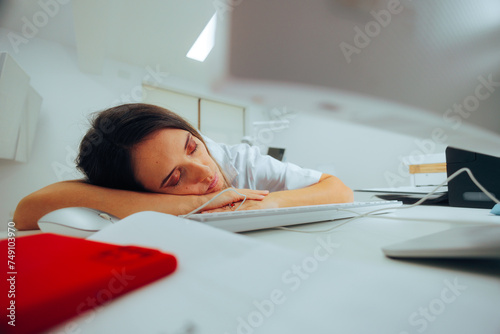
[130,128,225,195]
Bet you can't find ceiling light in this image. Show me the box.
[186,13,217,62]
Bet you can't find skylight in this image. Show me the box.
[186,13,217,62]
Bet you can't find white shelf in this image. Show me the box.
[0,52,42,162]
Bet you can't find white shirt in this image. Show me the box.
[203,136,322,192]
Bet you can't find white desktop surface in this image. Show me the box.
[34,202,500,334]
[245,204,500,262]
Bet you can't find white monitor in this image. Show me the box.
[214,0,500,157]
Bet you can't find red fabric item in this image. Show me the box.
[1,233,177,333]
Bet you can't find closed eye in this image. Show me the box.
[161,133,200,189]
[164,135,197,188]
[165,169,181,188]
[190,143,198,154]
[188,138,198,154]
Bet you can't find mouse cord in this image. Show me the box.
[182,188,247,218]
[277,167,499,234]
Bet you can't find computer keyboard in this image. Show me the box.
[180,200,403,232]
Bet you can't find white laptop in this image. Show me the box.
[382,225,500,259]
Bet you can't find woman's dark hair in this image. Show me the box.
[76,103,219,191]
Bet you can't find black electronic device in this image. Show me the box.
[267,147,286,161]
[446,147,500,209]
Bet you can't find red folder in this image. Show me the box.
[1,233,177,334]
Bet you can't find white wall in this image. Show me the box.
[262,108,446,191]
[0,28,135,227]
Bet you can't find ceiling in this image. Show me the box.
[222,0,500,148]
[1,0,499,147]
[2,0,499,99]
[0,0,226,85]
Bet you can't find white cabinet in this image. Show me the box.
[200,99,244,145]
[142,84,199,129]
[0,52,42,162]
[142,85,245,145]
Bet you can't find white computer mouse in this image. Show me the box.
[38,207,120,238]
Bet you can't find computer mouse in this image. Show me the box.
[38,207,120,238]
[491,203,500,216]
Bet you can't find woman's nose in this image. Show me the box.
[187,161,211,183]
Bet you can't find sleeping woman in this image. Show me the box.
[13,103,353,230]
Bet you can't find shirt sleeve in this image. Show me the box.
[203,136,322,192]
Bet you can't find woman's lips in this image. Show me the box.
[207,173,219,193]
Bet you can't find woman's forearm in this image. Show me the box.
[13,180,208,230]
[266,174,354,208]
[202,174,353,213]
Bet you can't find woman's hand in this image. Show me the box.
[201,193,279,213]
[199,188,269,212]
[201,174,353,214]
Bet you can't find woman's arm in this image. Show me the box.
[204,174,353,212]
[13,180,268,230]
[263,173,353,207]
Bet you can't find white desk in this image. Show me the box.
[4,202,500,334]
[246,203,500,264]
